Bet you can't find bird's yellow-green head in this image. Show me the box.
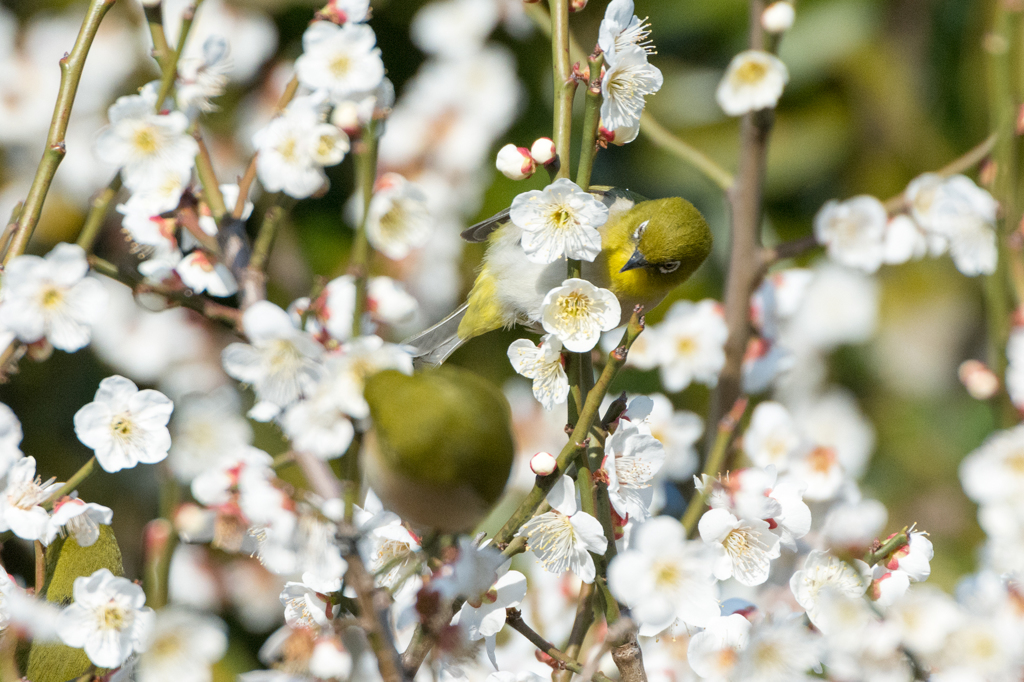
[602,196,713,304]
[363,366,516,532]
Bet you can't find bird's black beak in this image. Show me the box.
[619,249,649,273]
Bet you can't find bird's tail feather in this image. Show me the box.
[403,304,469,368]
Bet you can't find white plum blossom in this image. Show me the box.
[628,393,703,481]
[367,277,420,327]
[655,298,728,391]
[540,278,621,353]
[221,301,325,420]
[279,580,331,631]
[295,21,384,102]
[600,45,663,130]
[821,498,888,551]
[716,50,789,116]
[733,615,822,682]
[454,568,528,668]
[44,498,113,547]
[883,214,930,264]
[0,403,23,474]
[320,334,413,421]
[789,550,870,633]
[814,195,888,273]
[602,420,665,521]
[94,84,198,196]
[175,251,238,297]
[598,0,655,65]
[687,613,751,680]
[699,508,782,586]
[517,475,608,583]
[56,568,155,669]
[364,172,433,260]
[507,335,569,410]
[905,173,999,276]
[607,515,720,635]
[430,537,504,601]
[509,178,609,263]
[175,36,231,115]
[135,608,228,682]
[0,243,107,352]
[168,388,253,484]
[0,457,59,541]
[279,367,357,461]
[743,401,801,471]
[73,375,174,473]
[253,94,350,199]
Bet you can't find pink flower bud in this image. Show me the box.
[530,137,557,165]
[570,0,588,11]
[496,143,536,180]
[530,451,557,476]
[761,2,795,34]
[959,359,1000,400]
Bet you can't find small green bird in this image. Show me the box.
[406,187,713,366]
[363,366,516,533]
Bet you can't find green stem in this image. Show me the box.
[76,176,122,253]
[43,457,97,509]
[195,131,227,221]
[143,1,171,70]
[550,0,577,180]
[494,307,645,547]
[154,0,204,111]
[349,120,380,338]
[639,111,734,192]
[2,0,117,264]
[681,397,749,537]
[575,53,605,192]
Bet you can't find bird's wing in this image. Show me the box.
[459,187,647,243]
[460,207,512,243]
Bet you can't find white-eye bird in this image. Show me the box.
[406,187,713,366]
[363,366,516,532]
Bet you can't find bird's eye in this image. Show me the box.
[658,261,681,274]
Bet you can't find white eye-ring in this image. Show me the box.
[658,260,681,274]
[632,219,650,241]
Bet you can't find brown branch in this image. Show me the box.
[505,608,614,682]
[762,234,819,266]
[707,0,774,444]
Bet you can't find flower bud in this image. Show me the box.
[959,359,1000,400]
[530,451,557,476]
[530,137,557,165]
[569,0,588,12]
[331,101,363,136]
[496,143,536,180]
[761,2,795,34]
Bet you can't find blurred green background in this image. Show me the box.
[0,0,1000,672]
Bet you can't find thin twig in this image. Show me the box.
[349,120,380,338]
[194,130,227,220]
[3,0,118,264]
[154,0,204,110]
[34,541,45,594]
[576,52,605,192]
[43,456,97,509]
[76,177,122,253]
[550,0,578,181]
[493,307,646,547]
[639,111,734,192]
[706,0,773,447]
[505,608,614,682]
[882,133,998,214]
[233,75,300,220]
[681,397,749,537]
